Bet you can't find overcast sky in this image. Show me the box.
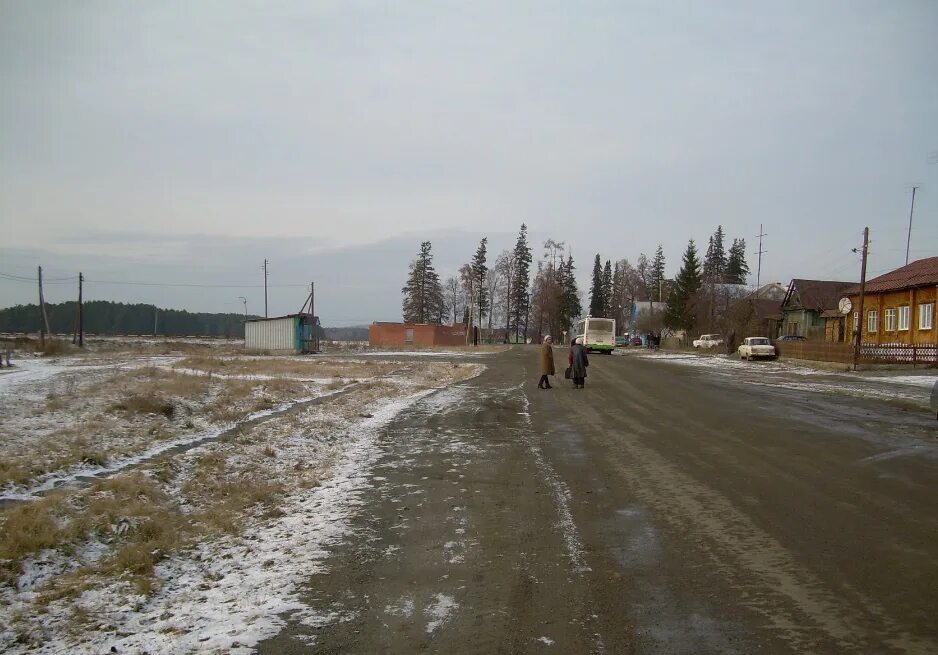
[2,1,936,325]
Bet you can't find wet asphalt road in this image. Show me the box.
[258,348,938,654]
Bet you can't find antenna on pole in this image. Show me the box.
[905,186,919,266]
[755,224,768,289]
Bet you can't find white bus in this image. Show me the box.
[574,316,616,353]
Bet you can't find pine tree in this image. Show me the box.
[651,245,666,302]
[510,224,533,342]
[589,254,604,316]
[401,241,444,323]
[725,238,750,284]
[471,238,488,327]
[703,225,727,282]
[664,240,702,332]
[601,259,613,317]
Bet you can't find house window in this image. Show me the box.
[898,306,910,331]
[920,303,934,330]
[853,311,858,333]
[884,308,897,331]
[867,310,878,333]
[405,328,414,343]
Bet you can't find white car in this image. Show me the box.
[693,333,724,349]
[737,337,777,361]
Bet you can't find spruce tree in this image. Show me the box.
[601,259,613,317]
[725,238,750,284]
[651,245,666,302]
[471,238,488,327]
[664,240,702,332]
[589,254,604,316]
[510,224,533,342]
[703,225,727,282]
[401,241,444,323]
[559,255,582,335]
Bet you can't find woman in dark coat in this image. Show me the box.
[538,335,555,389]
[569,337,589,389]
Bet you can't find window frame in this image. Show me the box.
[898,305,910,331]
[919,303,934,330]
[884,308,897,332]
[867,309,878,333]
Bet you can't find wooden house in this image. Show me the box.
[844,256,938,346]
[780,279,855,341]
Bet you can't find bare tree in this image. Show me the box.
[444,276,462,324]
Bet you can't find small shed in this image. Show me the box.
[245,315,320,354]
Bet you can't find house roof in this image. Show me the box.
[844,256,938,295]
[749,298,783,320]
[783,279,855,312]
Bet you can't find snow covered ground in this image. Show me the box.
[0,345,481,653]
[626,350,937,407]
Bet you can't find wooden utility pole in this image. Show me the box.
[853,227,869,371]
[72,272,84,346]
[906,186,919,266]
[78,273,84,347]
[38,266,51,346]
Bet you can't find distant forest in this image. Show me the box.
[0,301,366,340]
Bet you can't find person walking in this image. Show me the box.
[569,337,589,389]
[538,335,555,389]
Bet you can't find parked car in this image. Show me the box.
[615,335,630,347]
[776,335,806,342]
[693,333,724,349]
[630,337,642,346]
[737,337,777,360]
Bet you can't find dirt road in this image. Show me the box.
[258,349,938,654]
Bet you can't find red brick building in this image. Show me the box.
[368,322,467,347]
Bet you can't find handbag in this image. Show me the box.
[564,366,572,379]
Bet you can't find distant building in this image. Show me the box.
[844,256,938,346]
[245,315,319,354]
[368,322,467,347]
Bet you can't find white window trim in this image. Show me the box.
[898,305,910,331]
[919,303,934,330]
[884,308,897,332]
[867,309,878,333]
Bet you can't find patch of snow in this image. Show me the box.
[424,593,457,633]
[537,636,556,646]
[2,388,448,655]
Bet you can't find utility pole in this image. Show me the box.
[853,227,869,371]
[755,224,768,289]
[72,273,84,347]
[38,266,51,347]
[905,186,919,266]
[263,259,269,318]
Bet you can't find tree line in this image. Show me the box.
[0,301,253,338]
[402,224,751,343]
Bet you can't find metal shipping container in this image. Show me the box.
[245,316,300,353]
[245,314,319,353]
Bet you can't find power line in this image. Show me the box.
[0,272,307,289]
